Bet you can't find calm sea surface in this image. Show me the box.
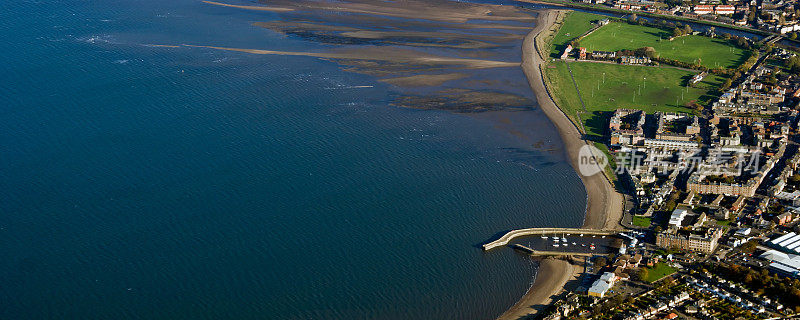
[1,0,587,318]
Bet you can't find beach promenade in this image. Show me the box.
[522,10,625,232]
[494,9,626,320]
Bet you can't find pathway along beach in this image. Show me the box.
[496,9,625,320]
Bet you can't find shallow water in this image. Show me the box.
[0,0,587,318]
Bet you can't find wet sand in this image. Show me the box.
[201,1,294,12]
[192,0,541,113]
[185,3,621,318]
[496,9,624,320]
[496,258,581,320]
[182,45,519,69]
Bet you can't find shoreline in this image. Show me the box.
[495,257,581,320]
[497,9,625,319]
[521,9,624,232]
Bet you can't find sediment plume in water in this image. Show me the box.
[196,0,538,112]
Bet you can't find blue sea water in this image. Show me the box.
[1,0,587,319]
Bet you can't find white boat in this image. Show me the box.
[572,242,577,245]
[541,235,547,239]
[561,237,567,242]
[579,234,584,237]
[601,236,606,238]
[553,244,560,247]
[553,238,560,242]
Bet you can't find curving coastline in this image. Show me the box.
[496,9,625,320]
[522,9,625,232]
[495,257,578,320]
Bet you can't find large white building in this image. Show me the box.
[760,250,800,278]
[669,208,689,227]
[588,272,617,298]
[768,232,800,255]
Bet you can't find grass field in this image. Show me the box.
[643,262,677,283]
[580,22,747,69]
[632,216,652,227]
[549,11,607,59]
[543,61,724,137]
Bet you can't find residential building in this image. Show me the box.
[656,227,724,254]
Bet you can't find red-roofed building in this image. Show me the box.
[715,5,736,15]
[694,5,713,14]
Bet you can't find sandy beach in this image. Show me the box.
[187,3,621,319]
[496,9,625,320]
[495,258,581,320]
[521,9,624,232]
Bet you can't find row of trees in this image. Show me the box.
[617,47,659,58]
[621,12,753,51]
[672,25,694,38]
[708,263,800,312]
[786,55,800,75]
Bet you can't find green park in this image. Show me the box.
[544,61,725,137]
[543,11,746,139]
[580,22,749,69]
[549,11,604,58]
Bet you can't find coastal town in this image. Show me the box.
[487,5,800,320]
[16,0,800,319]
[527,0,800,38]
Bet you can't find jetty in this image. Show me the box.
[511,244,595,257]
[483,227,620,251]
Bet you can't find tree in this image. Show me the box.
[673,27,683,38]
[638,268,650,281]
[768,75,778,85]
[689,102,704,113]
[643,47,658,58]
[742,240,758,253]
[786,56,800,75]
[791,32,798,40]
[722,78,733,90]
[630,13,638,24]
[595,257,608,269]
[736,38,749,49]
[683,24,693,35]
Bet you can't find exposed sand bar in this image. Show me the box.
[181,44,520,69]
[202,1,294,12]
[208,0,536,23]
[380,73,468,87]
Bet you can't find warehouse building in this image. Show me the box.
[768,232,800,255]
